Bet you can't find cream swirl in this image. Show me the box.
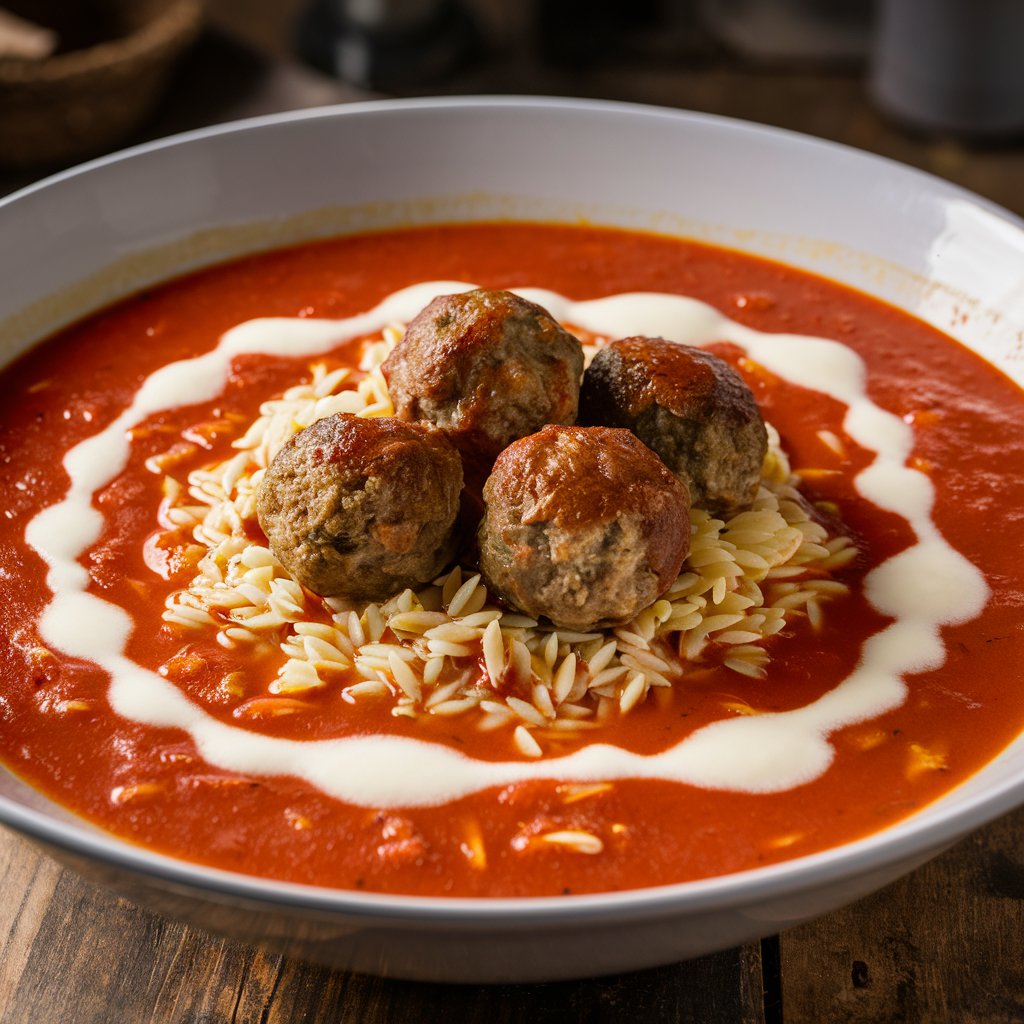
[25,283,988,806]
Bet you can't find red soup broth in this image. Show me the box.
[1,223,1023,898]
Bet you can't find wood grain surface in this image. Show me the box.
[2,3,1023,1021]
[780,808,1024,1024]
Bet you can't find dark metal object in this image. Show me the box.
[295,0,479,90]
[870,0,1024,138]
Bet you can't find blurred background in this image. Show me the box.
[0,0,1021,212]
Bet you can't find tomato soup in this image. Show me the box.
[2,223,1023,898]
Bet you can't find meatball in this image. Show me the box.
[478,425,690,631]
[579,337,767,517]
[382,289,584,463]
[256,414,463,601]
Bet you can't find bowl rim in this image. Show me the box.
[2,94,1023,924]
[3,94,1022,230]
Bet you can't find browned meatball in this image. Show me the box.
[382,289,584,463]
[579,337,767,517]
[478,425,690,631]
[256,414,462,601]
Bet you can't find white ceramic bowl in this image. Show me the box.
[1,97,1023,983]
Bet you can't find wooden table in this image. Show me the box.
[2,6,1023,1021]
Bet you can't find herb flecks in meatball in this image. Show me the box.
[580,337,767,517]
[478,425,690,632]
[256,414,463,601]
[382,289,585,463]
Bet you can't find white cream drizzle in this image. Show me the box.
[25,282,989,806]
